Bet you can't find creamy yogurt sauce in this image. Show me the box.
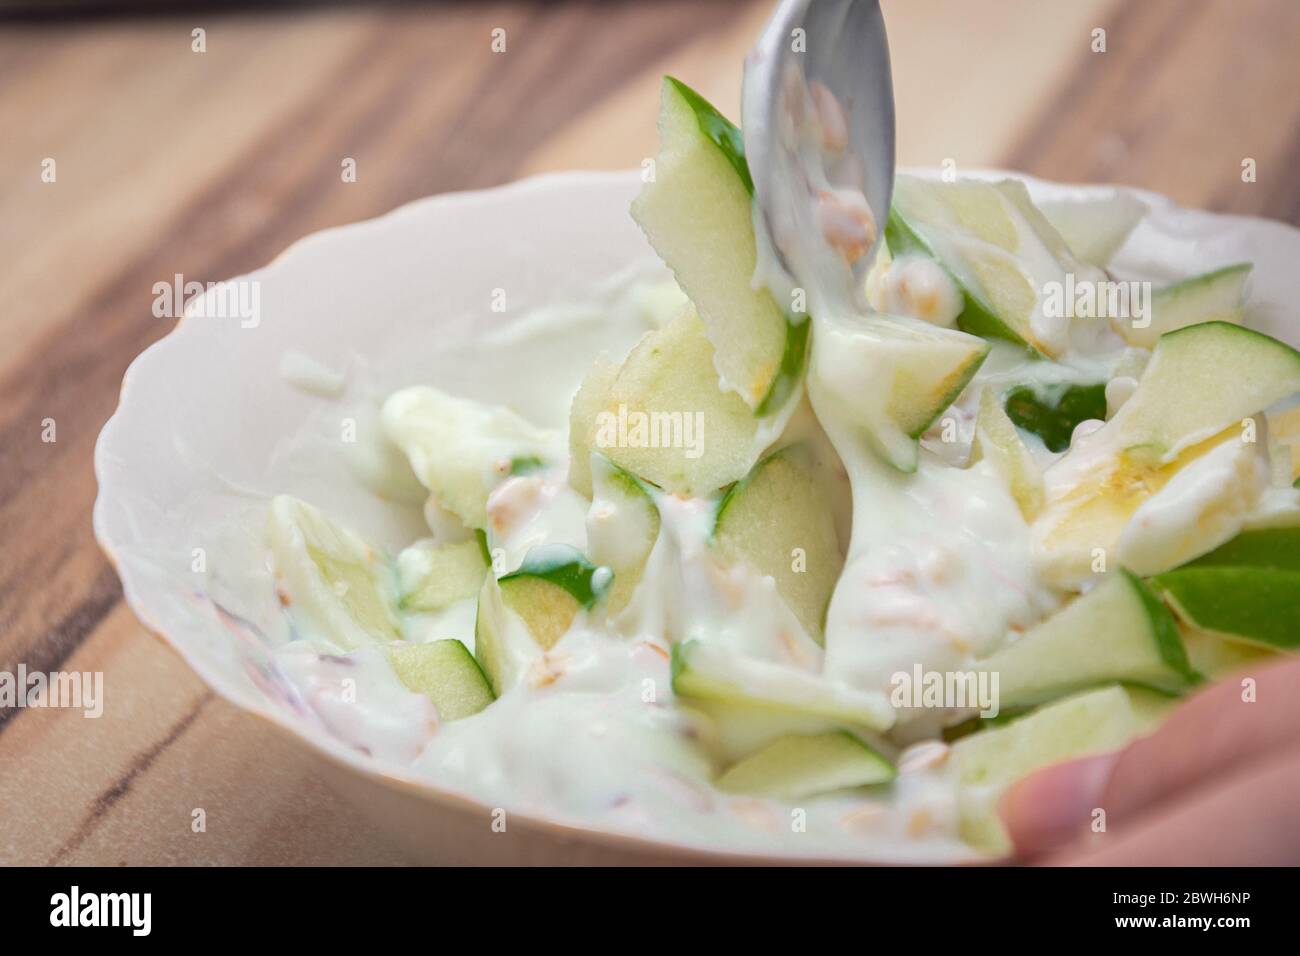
[259,267,977,860]
[251,73,1290,856]
[259,233,1288,859]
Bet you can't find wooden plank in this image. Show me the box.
[1005,0,1300,223]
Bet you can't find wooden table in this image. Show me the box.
[2,0,1298,865]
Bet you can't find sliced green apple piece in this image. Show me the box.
[716,731,895,800]
[497,544,612,651]
[267,495,400,650]
[383,639,495,721]
[472,576,525,695]
[971,387,1044,519]
[886,176,1100,357]
[1118,263,1251,350]
[954,684,1174,853]
[1175,524,1300,572]
[587,453,660,616]
[712,446,843,644]
[381,385,559,529]
[1002,381,1106,454]
[671,640,894,731]
[1113,322,1300,465]
[1151,568,1300,650]
[599,307,762,495]
[567,355,620,498]
[979,569,1199,709]
[1038,191,1148,269]
[811,312,988,472]
[632,76,802,412]
[396,538,488,613]
[1180,626,1281,678]
[686,698,851,765]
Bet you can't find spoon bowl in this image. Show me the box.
[743,0,895,312]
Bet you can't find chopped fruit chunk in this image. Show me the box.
[954,684,1174,853]
[587,454,660,616]
[633,77,802,412]
[978,569,1199,709]
[382,386,559,529]
[601,308,763,495]
[267,495,400,650]
[811,312,988,472]
[671,641,894,731]
[716,732,895,800]
[887,176,1102,357]
[712,446,843,644]
[396,538,489,612]
[498,544,612,650]
[971,388,1044,519]
[384,639,495,720]
[1111,322,1300,465]
[567,355,620,497]
[1118,263,1251,350]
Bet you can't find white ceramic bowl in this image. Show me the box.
[94,170,1300,864]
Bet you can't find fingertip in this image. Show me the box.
[1000,752,1117,859]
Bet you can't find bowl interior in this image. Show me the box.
[95,169,1300,862]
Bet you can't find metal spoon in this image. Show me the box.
[743,0,895,314]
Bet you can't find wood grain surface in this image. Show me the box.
[1,0,1298,865]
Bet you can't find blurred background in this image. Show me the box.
[2,0,1298,864]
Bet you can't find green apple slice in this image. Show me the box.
[811,312,988,472]
[632,76,805,413]
[670,640,894,731]
[587,453,660,616]
[954,684,1174,853]
[396,538,489,613]
[497,544,612,651]
[971,387,1044,519]
[1002,381,1107,454]
[473,577,524,695]
[1038,191,1148,269]
[886,176,1098,357]
[599,307,762,495]
[267,495,400,650]
[383,638,494,721]
[568,354,620,498]
[712,446,843,644]
[381,385,559,529]
[1181,626,1281,678]
[715,731,896,801]
[1152,567,1300,650]
[1113,322,1300,465]
[979,569,1199,709]
[1175,524,1300,571]
[1118,263,1251,350]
